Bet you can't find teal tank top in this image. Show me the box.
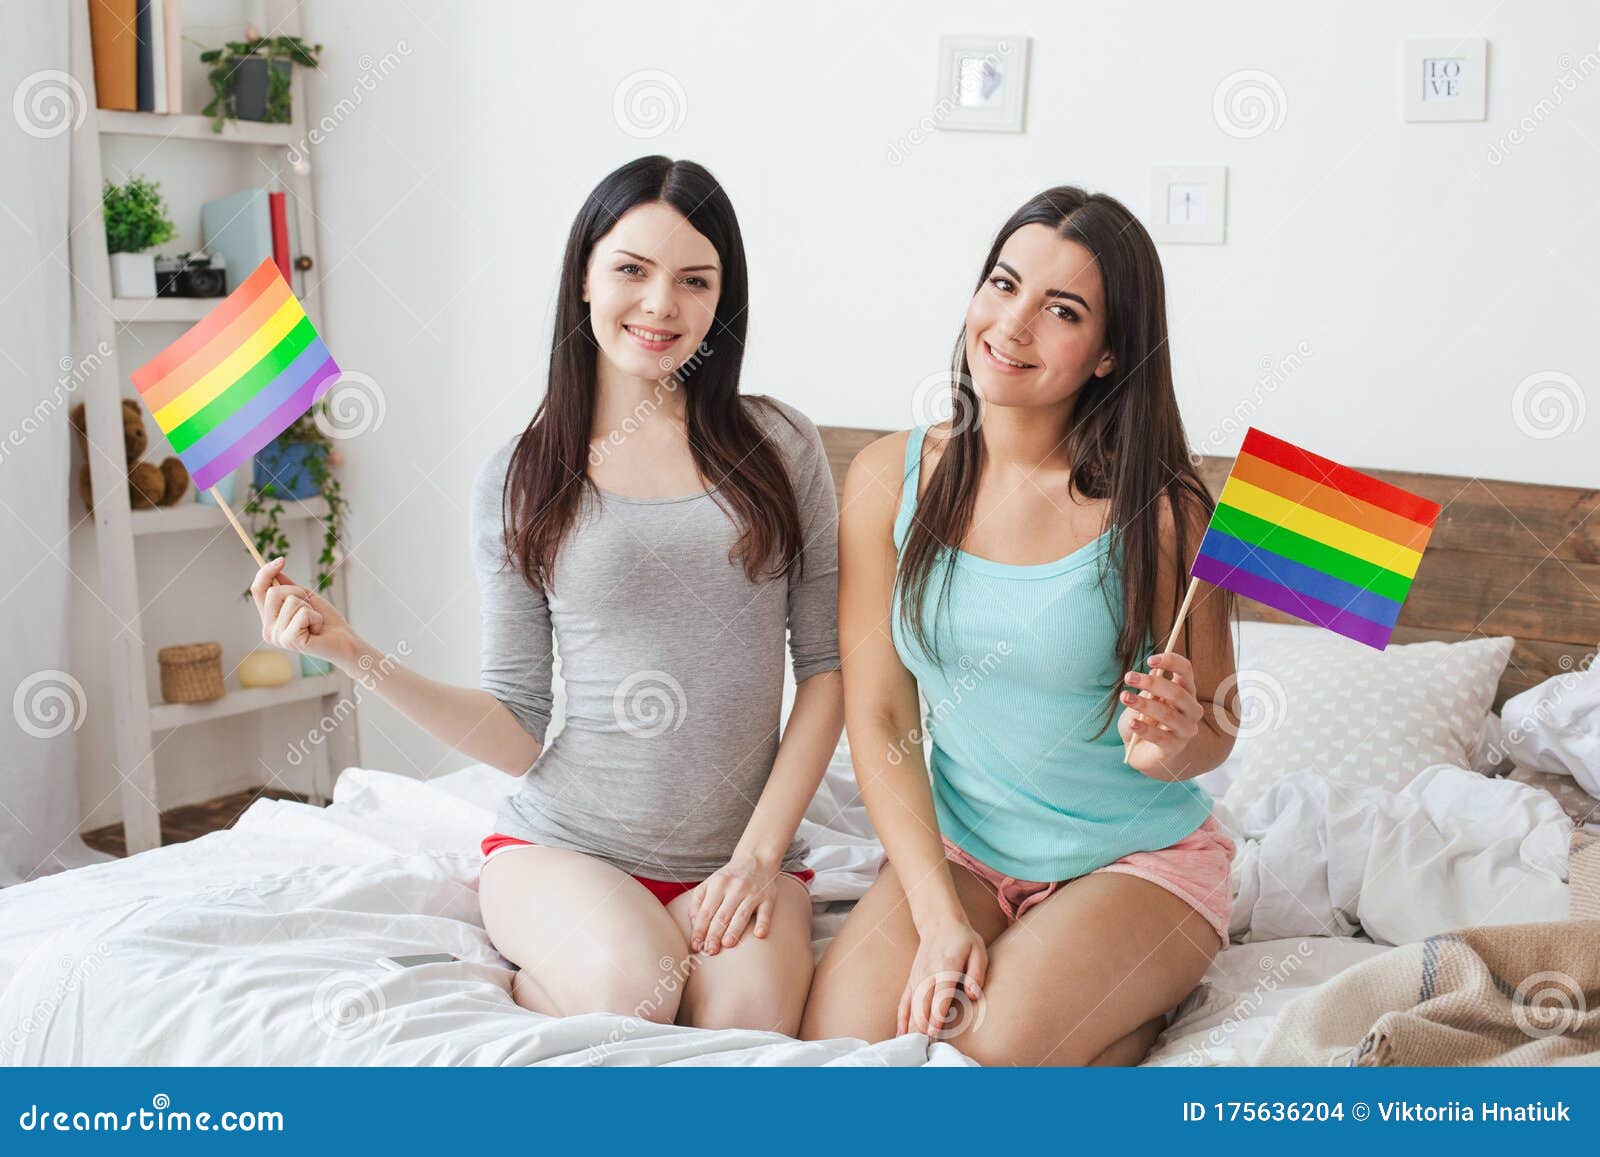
[890,425,1213,881]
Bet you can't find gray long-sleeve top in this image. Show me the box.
[470,396,841,881]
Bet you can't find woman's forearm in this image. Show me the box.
[337,636,543,776]
[734,670,843,871]
[851,708,967,931]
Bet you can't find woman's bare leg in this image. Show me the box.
[478,845,689,1022]
[799,859,1007,1043]
[1088,1015,1167,1066]
[951,872,1219,1066]
[665,874,815,1035]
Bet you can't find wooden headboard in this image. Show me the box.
[817,425,1600,709]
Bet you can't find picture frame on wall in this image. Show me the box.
[1403,37,1488,122]
[1148,165,1228,245]
[935,35,1030,132]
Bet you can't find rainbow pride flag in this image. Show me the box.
[130,259,339,492]
[1192,428,1441,650]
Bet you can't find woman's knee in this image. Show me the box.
[1088,1015,1166,1066]
[504,939,689,1021]
[954,1019,1079,1067]
[580,950,691,1022]
[683,976,803,1035]
[956,1008,1168,1067]
[798,970,883,1042]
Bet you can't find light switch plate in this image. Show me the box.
[1404,37,1487,121]
[1149,166,1226,244]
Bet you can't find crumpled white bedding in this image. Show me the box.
[0,749,1573,1066]
[1220,764,1572,946]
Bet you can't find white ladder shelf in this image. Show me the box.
[66,0,360,853]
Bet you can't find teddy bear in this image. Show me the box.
[70,398,190,512]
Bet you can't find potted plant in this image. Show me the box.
[103,175,175,298]
[200,29,323,133]
[244,401,349,675]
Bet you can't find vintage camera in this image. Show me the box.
[155,251,227,298]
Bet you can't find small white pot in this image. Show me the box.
[110,251,157,298]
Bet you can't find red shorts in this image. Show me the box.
[478,833,815,907]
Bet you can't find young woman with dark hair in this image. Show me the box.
[249,156,843,1033]
[800,187,1238,1065]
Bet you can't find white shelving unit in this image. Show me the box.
[110,296,215,323]
[67,0,359,853]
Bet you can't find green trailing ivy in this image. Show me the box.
[103,175,175,254]
[242,401,348,599]
[200,34,323,132]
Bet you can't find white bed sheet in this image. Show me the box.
[0,742,1566,1066]
[0,758,956,1066]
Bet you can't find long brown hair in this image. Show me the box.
[503,156,803,591]
[897,186,1228,733]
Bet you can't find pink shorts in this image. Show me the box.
[941,815,1235,948]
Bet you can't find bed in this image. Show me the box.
[0,426,1592,1066]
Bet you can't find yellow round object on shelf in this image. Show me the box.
[238,648,295,688]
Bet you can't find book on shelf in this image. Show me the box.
[201,189,273,294]
[147,0,166,113]
[88,0,138,111]
[163,0,182,114]
[91,0,181,114]
[269,191,291,283]
[133,0,153,111]
[283,192,304,296]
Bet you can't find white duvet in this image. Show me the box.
[1221,764,1572,945]
[0,752,1573,1066]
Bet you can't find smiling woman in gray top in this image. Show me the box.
[248,157,843,1036]
[472,393,840,885]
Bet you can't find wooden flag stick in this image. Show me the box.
[211,485,285,587]
[213,486,267,567]
[1123,574,1200,765]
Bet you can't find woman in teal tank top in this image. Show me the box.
[802,187,1241,1066]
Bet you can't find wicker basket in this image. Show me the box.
[157,642,224,704]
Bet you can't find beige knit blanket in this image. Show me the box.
[1254,828,1600,1066]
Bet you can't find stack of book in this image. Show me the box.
[88,0,184,113]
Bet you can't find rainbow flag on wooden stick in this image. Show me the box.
[130,259,339,492]
[1192,428,1441,650]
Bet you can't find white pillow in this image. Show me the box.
[1218,629,1513,811]
[1496,663,1600,799]
[1194,619,1306,799]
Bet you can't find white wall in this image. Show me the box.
[293,0,1597,782]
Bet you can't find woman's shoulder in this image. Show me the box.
[471,433,521,508]
[838,424,953,530]
[741,394,827,464]
[848,428,911,479]
[848,421,952,488]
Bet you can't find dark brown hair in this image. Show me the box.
[897,186,1229,733]
[502,156,802,591]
